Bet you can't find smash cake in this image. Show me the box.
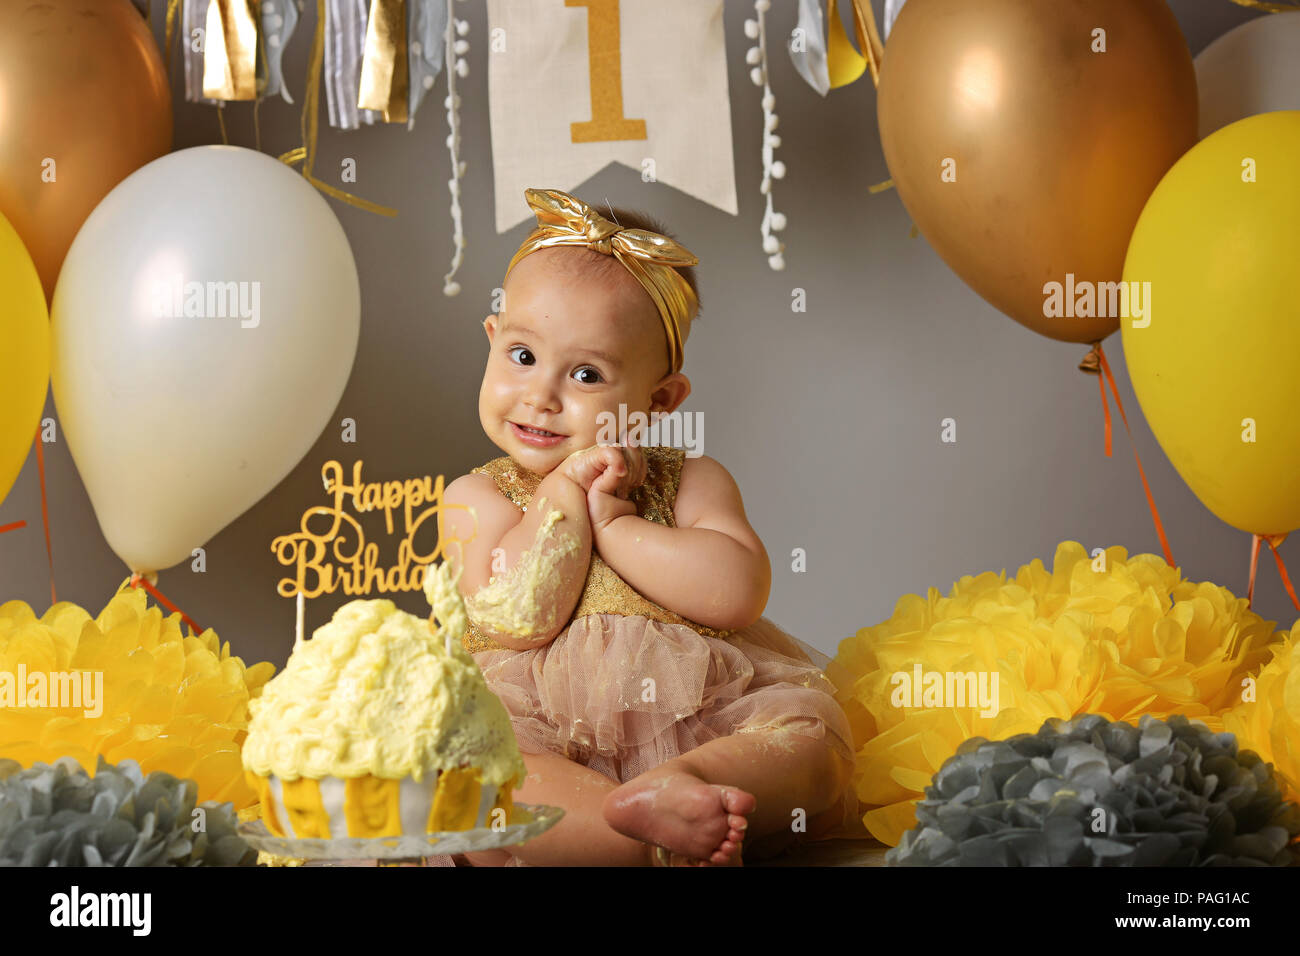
[241,562,527,840]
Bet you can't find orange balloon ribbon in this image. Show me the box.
[129,574,204,636]
[1082,342,1176,570]
[34,427,55,606]
[1248,534,1300,612]
[0,521,26,535]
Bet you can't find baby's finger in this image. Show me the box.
[627,444,647,486]
[589,462,622,497]
[564,448,599,484]
[567,461,597,491]
[614,445,643,493]
[600,444,629,474]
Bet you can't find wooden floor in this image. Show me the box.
[283,838,891,867]
[749,838,889,867]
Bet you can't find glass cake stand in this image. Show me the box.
[237,803,564,865]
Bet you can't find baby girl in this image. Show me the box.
[437,188,857,866]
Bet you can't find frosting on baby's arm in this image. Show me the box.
[463,499,582,646]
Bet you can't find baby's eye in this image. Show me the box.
[508,346,535,366]
[572,366,603,385]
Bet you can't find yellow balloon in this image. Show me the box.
[0,210,49,508]
[1122,111,1300,536]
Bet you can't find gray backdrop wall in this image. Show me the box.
[1,0,1286,669]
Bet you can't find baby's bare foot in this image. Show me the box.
[603,769,755,865]
[654,838,747,867]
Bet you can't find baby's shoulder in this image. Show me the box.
[672,454,743,528]
[443,468,516,515]
[440,469,522,567]
[676,453,736,484]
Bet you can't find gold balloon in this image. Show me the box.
[878,0,1196,344]
[0,0,172,303]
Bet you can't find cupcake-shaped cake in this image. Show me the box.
[242,562,527,839]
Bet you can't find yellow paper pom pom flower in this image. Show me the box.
[827,541,1287,847]
[1223,631,1300,803]
[0,580,275,809]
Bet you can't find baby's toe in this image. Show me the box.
[711,838,740,862]
[720,787,756,816]
[727,814,748,843]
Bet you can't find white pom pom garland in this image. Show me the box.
[443,0,471,297]
[750,0,786,271]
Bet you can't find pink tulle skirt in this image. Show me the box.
[477,613,856,781]
[425,614,860,866]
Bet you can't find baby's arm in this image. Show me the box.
[439,468,592,651]
[593,455,771,631]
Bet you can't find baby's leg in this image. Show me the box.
[465,748,652,866]
[603,729,853,865]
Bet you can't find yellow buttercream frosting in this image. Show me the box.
[424,548,469,643]
[242,562,526,792]
[463,498,580,642]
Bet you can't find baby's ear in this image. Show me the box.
[483,313,499,340]
[651,373,691,415]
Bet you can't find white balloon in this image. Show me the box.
[1195,12,1300,139]
[51,146,360,574]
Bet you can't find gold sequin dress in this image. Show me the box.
[456,447,856,789]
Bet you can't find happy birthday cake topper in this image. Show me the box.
[270,460,473,599]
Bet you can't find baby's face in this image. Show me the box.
[479,249,689,475]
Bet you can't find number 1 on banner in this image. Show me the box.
[566,0,647,143]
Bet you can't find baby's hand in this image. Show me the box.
[588,439,645,533]
[561,442,645,497]
[587,483,637,533]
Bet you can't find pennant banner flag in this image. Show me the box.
[487,0,737,234]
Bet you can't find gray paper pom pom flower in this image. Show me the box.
[887,714,1300,867]
[0,756,255,866]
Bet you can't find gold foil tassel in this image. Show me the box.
[358,0,409,124]
[164,0,181,74]
[279,0,398,216]
[848,0,884,88]
[204,0,260,100]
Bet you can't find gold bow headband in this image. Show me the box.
[505,188,699,375]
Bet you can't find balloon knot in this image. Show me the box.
[1078,342,1102,375]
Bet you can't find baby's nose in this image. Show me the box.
[523,378,561,410]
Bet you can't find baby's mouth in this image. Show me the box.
[511,421,562,436]
[508,421,567,443]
